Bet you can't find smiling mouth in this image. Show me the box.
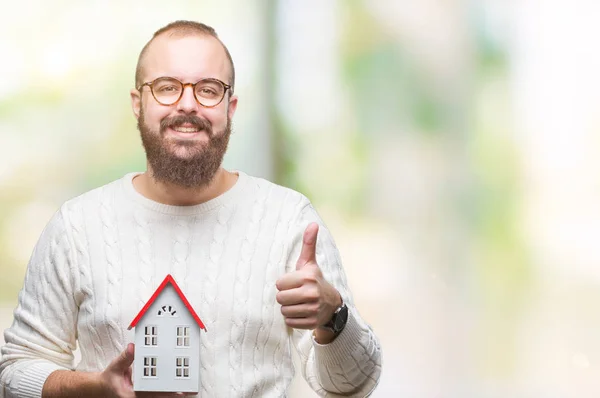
[166,125,209,140]
[172,126,201,133]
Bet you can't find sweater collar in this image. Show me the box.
[122,170,250,215]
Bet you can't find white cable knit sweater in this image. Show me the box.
[0,171,381,398]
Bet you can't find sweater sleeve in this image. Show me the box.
[287,203,382,397]
[0,207,80,398]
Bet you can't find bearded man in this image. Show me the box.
[0,20,382,398]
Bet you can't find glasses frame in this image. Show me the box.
[138,77,232,108]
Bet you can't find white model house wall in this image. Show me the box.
[133,284,201,393]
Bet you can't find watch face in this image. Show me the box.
[334,304,348,332]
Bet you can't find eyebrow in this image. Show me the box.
[152,76,226,83]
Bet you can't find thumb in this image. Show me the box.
[297,223,319,270]
[109,343,134,372]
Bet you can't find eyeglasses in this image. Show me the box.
[138,77,232,108]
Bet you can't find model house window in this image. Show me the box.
[143,357,157,377]
[144,326,158,346]
[175,357,190,378]
[176,326,190,347]
[157,305,177,316]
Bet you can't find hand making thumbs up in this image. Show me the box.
[276,222,342,342]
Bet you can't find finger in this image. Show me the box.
[125,366,133,388]
[276,286,314,306]
[296,223,319,270]
[109,343,134,372]
[281,302,320,318]
[275,271,304,291]
[277,282,320,305]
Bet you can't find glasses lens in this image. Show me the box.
[151,78,183,105]
[195,79,226,106]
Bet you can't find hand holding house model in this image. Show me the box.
[128,275,206,393]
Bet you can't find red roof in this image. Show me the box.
[128,274,206,331]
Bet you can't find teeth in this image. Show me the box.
[172,127,199,133]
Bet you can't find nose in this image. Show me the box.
[176,84,199,113]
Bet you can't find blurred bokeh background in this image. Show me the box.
[2,0,600,396]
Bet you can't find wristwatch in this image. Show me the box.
[319,301,348,335]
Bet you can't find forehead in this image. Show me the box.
[143,34,230,83]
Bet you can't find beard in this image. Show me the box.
[137,110,231,189]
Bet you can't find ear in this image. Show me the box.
[227,94,238,120]
[130,88,141,119]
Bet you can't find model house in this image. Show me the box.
[128,274,206,393]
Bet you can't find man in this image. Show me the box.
[0,21,381,397]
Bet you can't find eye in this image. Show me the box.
[199,87,217,95]
[158,85,179,93]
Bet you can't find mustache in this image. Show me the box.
[160,115,212,134]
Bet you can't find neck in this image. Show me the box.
[132,166,238,206]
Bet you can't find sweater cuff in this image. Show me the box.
[13,360,66,398]
[312,308,365,364]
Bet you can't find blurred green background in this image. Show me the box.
[2,1,600,396]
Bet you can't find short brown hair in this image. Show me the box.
[135,20,235,92]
